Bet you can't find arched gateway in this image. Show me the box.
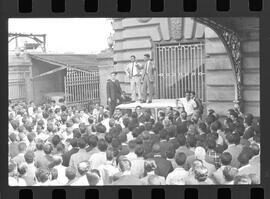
[111,17,259,117]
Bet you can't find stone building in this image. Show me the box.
[110,17,259,117]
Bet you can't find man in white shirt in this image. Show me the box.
[177,91,197,118]
[126,55,143,102]
[166,152,189,185]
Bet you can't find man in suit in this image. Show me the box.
[141,54,156,103]
[62,138,79,167]
[126,55,143,102]
[151,144,174,178]
[224,133,243,168]
[107,72,123,116]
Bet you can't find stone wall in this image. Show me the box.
[241,30,260,117]
[204,27,235,115]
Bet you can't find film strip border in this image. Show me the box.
[3,187,263,199]
[17,0,262,13]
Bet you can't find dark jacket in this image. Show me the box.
[62,147,79,167]
[152,155,174,178]
[106,79,122,102]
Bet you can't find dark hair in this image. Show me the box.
[70,138,78,148]
[77,138,86,149]
[206,136,216,150]
[135,146,144,157]
[73,128,81,138]
[177,134,186,146]
[9,133,17,142]
[123,117,130,128]
[87,135,98,148]
[238,152,250,166]
[175,152,187,166]
[159,129,168,140]
[226,133,235,144]
[97,139,108,152]
[130,55,136,59]
[51,135,61,147]
[220,152,232,166]
[250,143,260,156]
[105,133,113,144]
[36,140,44,150]
[187,135,197,148]
[144,54,150,58]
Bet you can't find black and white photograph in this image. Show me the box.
[8,17,260,186]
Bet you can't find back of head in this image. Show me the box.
[70,138,78,148]
[152,143,161,154]
[87,135,98,148]
[223,166,238,182]
[250,143,260,156]
[77,138,86,149]
[36,139,44,151]
[86,169,101,185]
[220,152,232,166]
[238,152,250,166]
[118,158,131,172]
[65,167,76,180]
[135,145,144,157]
[17,162,28,176]
[175,152,187,166]
[9,133,17,142]
[18,142,27,153]
[77,161,90,176]
[195,147,206,160]
[97,139,108,152]
[144,159,157,173]
[194,166,208,182]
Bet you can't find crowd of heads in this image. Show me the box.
[8,99,260,186]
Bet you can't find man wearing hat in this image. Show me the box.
[106,72,123,116]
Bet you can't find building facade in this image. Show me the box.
[111,17,259,117]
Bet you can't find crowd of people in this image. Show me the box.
[8,93,260,186]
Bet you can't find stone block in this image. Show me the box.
[206,86,235,101]
[114,49,153,62]
[242,56,260,69]
[243,88,260,102]
[205,55,231,70]
[242,41,259,53]
[243,102,260,117]
[206,70,235,86]
[243,72,260,86]
[114,38,152,51]
[184,18,194,39]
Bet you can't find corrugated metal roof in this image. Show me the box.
[29,53,98,72]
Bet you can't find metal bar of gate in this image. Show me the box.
[168,47,172,98]
[191,46,194,93]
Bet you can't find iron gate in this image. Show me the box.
[64,68,100,109]
[156,42,206,101]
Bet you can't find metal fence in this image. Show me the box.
[64,68,100,109]
[156,42,206,101]
[9,71,30,102]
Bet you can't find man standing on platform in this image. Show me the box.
[126,55,143,102]
[106,72,123,116]
[141,54,156,103]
